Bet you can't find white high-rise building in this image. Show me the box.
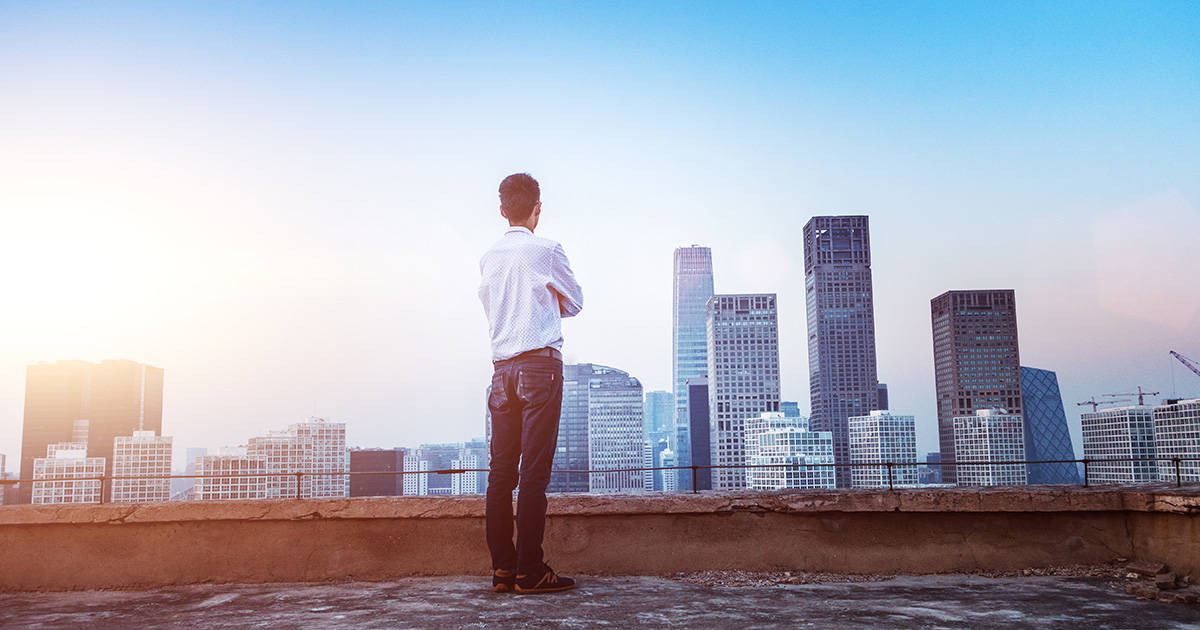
[707,294,781,490]
[194,449,269,501]
[849,411,919,488]
[660,447,678,492]
[587,367,645,493]
[403,454,429,496]
[451,454,480,495]
[642,441,654,491]
[289,417,348,498]
[1080,406,1158,483]
[111,431,173,503]
[953,409,1027,486]
[1152,398,1200,483]
[247,431,303,498]
[32,443,105,504]
[744,412,835,490]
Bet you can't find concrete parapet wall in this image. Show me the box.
[0,485,1197,591]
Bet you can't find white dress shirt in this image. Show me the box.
[479,226,584,361]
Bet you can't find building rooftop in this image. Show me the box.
[2,574,1197,629]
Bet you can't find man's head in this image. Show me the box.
[499,173,541,231]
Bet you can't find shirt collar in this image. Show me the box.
[505,226,533,236]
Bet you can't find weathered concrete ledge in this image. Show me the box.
[0,485,1197,591]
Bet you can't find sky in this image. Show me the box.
[1,1,1198,470]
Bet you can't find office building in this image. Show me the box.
[803,216,881,488]
[111,431,173,503]
[289,417,347,499]
[877,384,889,411]
[673,246,715,436]
[848,411,919,488]
[953,409,1028,486]
[452,453,482,495]
[675,375,710,492]
[19,360,164,504]
[781,401,802,418]
[1019,367,1081,484]
[642,441,654,490]
[402,452,429,496]
[586,365,645,493]
[402,440,487,496]
[660,447,678,492]
[193,450,269,501]
[246,431,303,498]
[549,364,592,492]
[744,412,835,490]
[31,443,105,504]
[348,448,405,497]
[931,290,1022,484]
[1153,399,1200,483]
[644,390,675,490]
[920,452,943,485]
[1080,406,1158,483]
[708,294,781,490]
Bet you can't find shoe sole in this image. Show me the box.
[514,584,576,594]
[493,584,513,593]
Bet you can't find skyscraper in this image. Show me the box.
[675,375,710,491]
[1081,406,1158,483]
[20,360,164,504]
[707,293,781,490]
[1019,367,1081,484]
[1153,398,1200,483]
[953,409,1028,486]
[931,290,1022,485]
[643,390,675,490]
[585,365,645,493]
[348,448,404,497]
[743,412,835,490]
[803,216,881,488]
[111,431,173,503]
[848,410,919,488]
[672,246,714,434]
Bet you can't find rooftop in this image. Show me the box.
[2,574,1198,629]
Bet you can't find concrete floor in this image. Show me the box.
[2,575,1198,629]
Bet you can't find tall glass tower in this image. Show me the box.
[1019,367,1081,484]
[803,216,880,488]
[672,246,714,460]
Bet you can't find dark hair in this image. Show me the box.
[498,173,540,223]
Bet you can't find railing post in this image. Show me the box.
[1082,459,1089,487]
[1175,458,1182,488]
[295,471,303,499]
[98,476,107,504]
[886,462,894,491]
[691,465,698,494]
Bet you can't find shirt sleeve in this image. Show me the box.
[548,243,584,318]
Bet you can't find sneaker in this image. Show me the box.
[492,569,516,593]
[514,565,576,594]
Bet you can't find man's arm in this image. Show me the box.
[548,243,583,318]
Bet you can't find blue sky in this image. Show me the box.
[1,2,1198,467]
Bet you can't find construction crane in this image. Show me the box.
[1077,397,1131,413]
[1104,386,1160,406]
[1170,350,1200,379]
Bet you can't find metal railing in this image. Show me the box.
[0,456,1195,504]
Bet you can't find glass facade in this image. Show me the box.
[672,246,714,436]
[1019,367,1081,484]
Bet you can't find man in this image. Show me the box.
[479,172,583,594]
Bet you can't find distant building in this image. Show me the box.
[931,290,1022,485]
[675,375,710,492]
[348,448,405,497]
[1152,398,1200,483]
[247,431,302,498]
[111,431,173,503]
[877,384,889,411]
[289,417,348,498]
[848,411,918,488]
[804,216,881,488]
[642,441,654,491]
[173,447,208,499]
[781,401,802,417]
[644,390,675,491]
[20,360,164,504]
[673,246,715,442]
[1080,406,1158,483]
[953,409,1027,487]
[586,365,645,493]
[549,364,594,493]
[452,453,482,495]
[1019,367,1081,484]
[919,452,942,485]
[708,294,781,490]
[193,449,269,501]
[402,452,429,496]
[660,447,678,492]
[402,440,487,496]
[744,412,835,490]
[32,443,105,504]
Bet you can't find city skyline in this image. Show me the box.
[2,3,1199,472]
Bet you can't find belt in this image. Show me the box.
[495,347,562,364]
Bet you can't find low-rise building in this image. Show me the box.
[1080,406,1158,484]
[194,450,269,501]
[953,409,1028,487]
[744,412,835,490]
[848,411,919,488]
[32,443,105,504]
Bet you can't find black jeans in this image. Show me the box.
[486,355,563,574]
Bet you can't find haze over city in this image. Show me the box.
[1,2,1198,469]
